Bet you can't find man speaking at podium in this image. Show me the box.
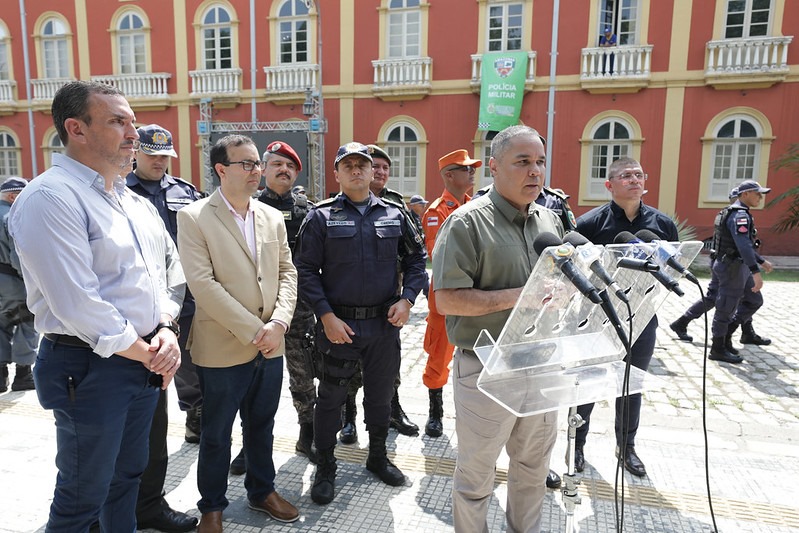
[432,125,563,532]
[573,157,678,478]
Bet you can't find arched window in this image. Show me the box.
[202,5,232,69]
[0,132,19,178]
[587,119,632,198]
[45,131,64,168]
[387,0,421,58]
[709,117,761,201]
[278,0,309,64]
[41,17,69,78]
[117,12,146,74]
[385,124,420,197]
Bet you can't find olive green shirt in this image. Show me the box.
[431,187,564,350]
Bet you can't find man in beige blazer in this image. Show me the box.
[177,134,298,533]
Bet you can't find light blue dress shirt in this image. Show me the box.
[9,153,182,358]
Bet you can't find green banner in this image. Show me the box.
[477,51,528,131]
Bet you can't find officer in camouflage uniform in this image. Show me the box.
[336,145,426,445]
[707,179,772,364]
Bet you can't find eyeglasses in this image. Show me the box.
[223,160,266,172]
[613,172,648,183]
[449,165,474,172]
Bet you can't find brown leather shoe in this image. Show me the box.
[248,491,300,523]
[197,511,223,533]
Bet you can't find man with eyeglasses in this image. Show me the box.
[571,156,678,478]
[704,180,772,364]
[177,134,299,531]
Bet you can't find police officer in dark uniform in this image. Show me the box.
[572,157,678,479]
[670,186,773,351]
[334,145,424,445]
[125,124,201,533]
[707,179,772,364]
[257,140,318,459]
[294,142,427,505]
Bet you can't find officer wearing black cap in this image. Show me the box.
[125,124,201,533]
[670,185,772,351]
[331,143,424,443]
[294,142,427,505]
[257,140,318,461]
[707,179,773,363]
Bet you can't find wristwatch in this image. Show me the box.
[156,320,181,337]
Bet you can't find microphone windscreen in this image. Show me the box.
[533,232,563,255]
[635,229,660,243]
[614,231,637,244]
[563,232,590,246]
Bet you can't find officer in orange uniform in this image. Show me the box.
[421,149,480,437]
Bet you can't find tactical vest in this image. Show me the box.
[261,191,310,250]
[711,205,746,259]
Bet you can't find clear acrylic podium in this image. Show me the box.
[473,240,704,417]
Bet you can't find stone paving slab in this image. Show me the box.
[1,276,798,532]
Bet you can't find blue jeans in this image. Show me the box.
[196,355,283,513]
[34,337,158,533]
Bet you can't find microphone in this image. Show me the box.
[614,231,685,297]
[533,232,603,304]
[634,229,699,284]
[617,257,661,272]
[563,232,630,303]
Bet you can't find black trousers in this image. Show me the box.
[136,388,169,520]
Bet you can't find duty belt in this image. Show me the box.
[330,296,400,320]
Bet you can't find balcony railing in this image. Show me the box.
[31,78,72,101]
[372,57,432,99]
[581,45,653,80]
[263,63,319,95]
[470,52,536,90]
[91,73,171,99]
[706,36,792,76]
[189,68,242,96]
[0,80,16,102]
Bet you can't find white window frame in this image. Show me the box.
[385,124,420,198]
[0,132,19,179]
[387,0,421,58]
[477,131,497,190]
[117,12,146,74]
[0,25,10,81]
[277,0,310,64]
[42,18,69,79]
[587,119,633,199]
[487,2,523,52]
[202,5,233,70]
[708,116,762,202]
[598,0,640,45]
[724,0,772,39]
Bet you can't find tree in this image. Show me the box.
[769,143,799,232]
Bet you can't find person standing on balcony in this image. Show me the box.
[599,25,617,74]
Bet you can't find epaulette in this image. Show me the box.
[171,176,198,190]
[427,197,444,210]
[382,188,406,205]
[543,186,569,202]
[312,195,340,209]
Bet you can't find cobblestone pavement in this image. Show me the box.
[1,274,797,532]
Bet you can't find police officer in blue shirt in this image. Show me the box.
[294,142,427,505]
[125,124,202,532]
[707,179,772,363]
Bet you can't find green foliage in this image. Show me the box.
[673,215,698,242]
[769,143,799,233]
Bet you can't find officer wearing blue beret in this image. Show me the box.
[294,142,427,505]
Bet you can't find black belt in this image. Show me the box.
[44,328,158,350]
[331,297,400,321]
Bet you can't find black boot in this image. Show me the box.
[230,447,246,475]
[740,321,771,345]
[669,316,693,342]
[365,425,405,486]
[10,364,35,391]
[425,388,444,438]
[1,364,8,393]
[311,446,337,505]
[389,388,419,436]
[184,406,202,444]
[339,394,358,445]
[296,422,318,463]
[725,322,740,355]
[709,336,743,364]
